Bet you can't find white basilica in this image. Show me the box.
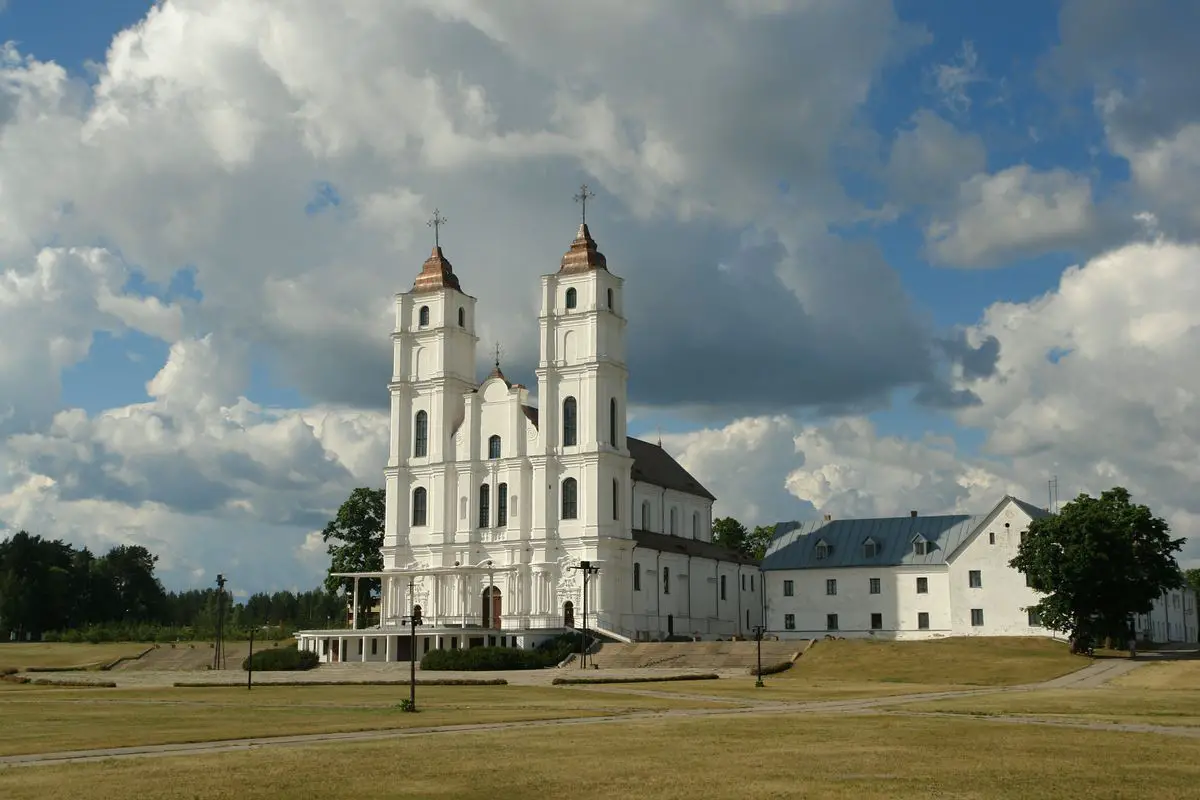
[298,216,762,663]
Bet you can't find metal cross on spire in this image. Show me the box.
[573,184,595,225]
[427,209,447,248]
[494,342,502,369]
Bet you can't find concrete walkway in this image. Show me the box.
[1,655,1188,769]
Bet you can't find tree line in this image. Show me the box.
[0,530,346,642]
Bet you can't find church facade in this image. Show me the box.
[297,218,762,663]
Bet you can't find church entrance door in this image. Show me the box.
[563,601,575,628]
[482,586,502,629]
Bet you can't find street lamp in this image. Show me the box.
[752,624,766,688]
[402,578,423,712]
[572,560,600,668]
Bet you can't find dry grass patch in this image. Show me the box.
[1110,659,1200,690]
[0,643,151,672]
[2,711,1197,799]
[0,683,725,756]
[901,686,1200,727]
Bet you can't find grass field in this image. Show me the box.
[0,683,725,756]
[901,660,1200,727]
[647,636,1086,701]
[0,642,152,671]
[1,711,1196,799]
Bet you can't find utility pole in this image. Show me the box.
[213,574,227,671]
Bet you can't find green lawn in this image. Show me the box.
[0,643,151,672]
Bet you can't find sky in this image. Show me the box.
[2,0,1199,597]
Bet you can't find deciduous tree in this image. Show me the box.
[322,487,386,621]
[1010,487,1184,652]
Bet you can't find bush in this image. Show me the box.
[420,634,581,672]
[241,645,319,672]
[749,660,793,677]
[552,673,719,685]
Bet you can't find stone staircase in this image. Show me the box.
[589,640,808,670]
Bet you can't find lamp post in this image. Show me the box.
[752,624,766,688]
[213,574,227,671]
[403,578,422,711]
[572,560,600,668]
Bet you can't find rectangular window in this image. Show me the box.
[497,483,508,527]
[783,580,794,597]
[988,531,995,544]
[478,484,490,528]
[720,574,726,601]
[633,564,641,592]
[371,639,378,655]
[663,567,670,595]
[784,614,795,630]
[826,613,839,631]
[741,574,746,591]
[870,613,883,630]
[825,579,837,596]
[750,575,755,591]
[968,570,982,588]
[918,612,929,630]
[1027,608,1041,627]
[971,608,984,627]
[916,577,928,594]
[869,578,881,595]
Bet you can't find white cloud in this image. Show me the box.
[926,165,1100,266]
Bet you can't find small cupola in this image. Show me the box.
[413,209,463,293]
[559,223,608,274]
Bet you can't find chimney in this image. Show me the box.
[823,513,832,522]
[910,510,918,518]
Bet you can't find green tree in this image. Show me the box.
[1010,487,1185,652]
[745,524,777,560]
[712,517,748,553]
[1184,568,1200,594]
[322,487,385,621]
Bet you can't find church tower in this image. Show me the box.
[534,193,634,547]
[384,214,478,569]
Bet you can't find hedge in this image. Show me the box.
[174,678,509,687]
[420,634,579,672]
[551,673,719,685]
[242,645,319,672]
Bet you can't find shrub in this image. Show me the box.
[241,645,319,672]
[552,673,719,685]
[420,634,581,671]
[749,660,793,677]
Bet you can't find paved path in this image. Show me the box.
[1,657,1187,769]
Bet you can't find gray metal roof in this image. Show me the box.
[761,513,983,570]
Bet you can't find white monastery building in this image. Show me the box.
[298,215,761,663]
[761,495,1198,645]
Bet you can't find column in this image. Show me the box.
[361,635,366,662]
[385,634,392,662]
[351,578,360,630]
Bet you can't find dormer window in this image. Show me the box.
[418,306,430,327]
[565,287,578,310]
[815,539,831,560]
[912,535,929,556]
[863,538,879,559]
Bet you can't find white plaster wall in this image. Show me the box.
[621,550,760,639]
[947,501,1046,637]
[1139,588,1200,643]
[764,566,952,640]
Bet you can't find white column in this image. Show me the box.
[361,635,366,662]
[461,574,468,627]
[351,578,360,630]
[385,634,392,662]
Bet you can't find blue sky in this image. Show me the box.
[5,0,1199,591]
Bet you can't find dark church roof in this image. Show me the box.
[517,405,713,502]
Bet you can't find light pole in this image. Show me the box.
[752,624,766,688]
[572,560,600,668]
[403,578,422,712]
[213,574,227,671]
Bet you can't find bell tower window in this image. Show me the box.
[497,483,509,527]
[565,287,577,310]
[562,397,578,447]
[412,488,427,527]
[418,306,430,327]
[458,307,465,327]
[607,288,614,310]
[413,411,428,458]
[479,483,491,528]
[609,399,618,447]
[561,478,578,520]
[488,435,501,460]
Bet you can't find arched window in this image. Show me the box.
[413,411,428,457]
[633,562,641,591]
[565,287,577,310]
[692,512,699,539]
[669,507,678,535]
[612,478,619,520]
[497,483,508,527]
[457,307,465,327]
[641,501,650,531]
[663,566,670,595]
[607,288,614,310]
[562,397,577,447]
[412,487,427,526]
[488,435,501,460]
[609,398,618,447]
[475,484,489,527]
[561,478,578,520]
[418,306,430,327]
[478,483,490,528]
